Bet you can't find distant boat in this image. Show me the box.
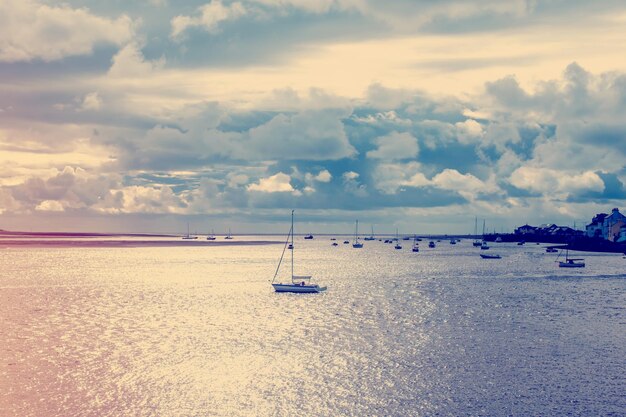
[304,234,314,240]
[480,253,501,259]
[182,223,198,240]
[288,244,293,250]
[332,242,338,246]
[330,238,337,241]
[480,220,489,250]
[343,240,350,244]
[364,225,376,241]
[412,237,419,252]
[353,220,363,248]
[206,229,216,240]
[224,228,233,239]
[495,236,503,243]
[394,229,402,250]
[558,249,585,268]
[428,241,436,248]
[472,217,482,246]
[402,236,410,241]
[450,239,457,245]
[271,210,326,293]
[517,240,525,245]
[546,247,558,253]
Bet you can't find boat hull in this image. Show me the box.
[559,262,585,268]
[272,283,327,293]
[480,254,501,259]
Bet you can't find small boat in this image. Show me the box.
[332,242,338,246]
[364,225,376,241]
[412,237,419,252]
[558,250,585,268]
[450,239,456,245]
[304,234,314,240]
[495,236,503,243]
[343,240,350,244]
[224,228,233,239]
[206,229,216,240]
[182,223,198,240]
[546,247,558,253]
[428,241,435,248]
[480,241,489,250]
[271,210,326,293]
[480,253,501,259]
[403,236,411,241]
[330,238,337,241]
[352,220,363,248]
[394,229,402,249]
[517,240,525,245]
[288,244,293,250]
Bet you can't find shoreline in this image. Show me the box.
[0,239,281,248]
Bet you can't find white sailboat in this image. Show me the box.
[364,225,376,241]
[206,229,216,240]
[557,249,585,268]
[224,228,233,239]
[394,229,402,249]
[480,220,489,250]
[352,220,363,248]
[271,210,327,293]
[473,216,482,246]
[182,223,198,240]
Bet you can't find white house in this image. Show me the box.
[586,208,626,241]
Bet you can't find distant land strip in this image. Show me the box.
[0,240,281,248]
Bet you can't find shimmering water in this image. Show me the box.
[1,238,625,416]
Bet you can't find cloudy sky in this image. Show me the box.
[1,0,626,234]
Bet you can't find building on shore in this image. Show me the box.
[514,223,582,238]
[585,208,626,242]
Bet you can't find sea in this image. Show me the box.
[1,236,625,416]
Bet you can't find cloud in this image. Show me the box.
[0,0,134,62]
[243,109,357,161]
[509,166,605,198]
[80,92,102,111]
[247,172,297,193]
[108,43,165,78]
[366,131,419,160]
[171,0,247,40]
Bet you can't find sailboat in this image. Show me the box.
[271,210,327,293]
[412,236,419,252]
[480,220,489,250]
[182,223,198,240]
[558,249,585,268]
[224,228,233,239]
[364,225,376,241]
[472,216,482,246]
[394,229,402,250]
[206,229,216,240]
[352,220,363,248]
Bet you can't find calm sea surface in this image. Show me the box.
[1,237,625,416]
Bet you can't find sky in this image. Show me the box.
[1,0,626,234]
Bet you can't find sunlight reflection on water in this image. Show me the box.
[1,238,625,416]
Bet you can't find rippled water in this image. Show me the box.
[1,238,625,416]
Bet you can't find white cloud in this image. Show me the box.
[366,131,419,160]
[342,171,367,196]
[314,169,332,183]
[35,200,64,212]
[171,0,247,40]
[432,169,497,195]
[247,172,296,193]
[509,166,604,197]
[0,0,134,62]
[80,92,102,111]
[108,43,165,78]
